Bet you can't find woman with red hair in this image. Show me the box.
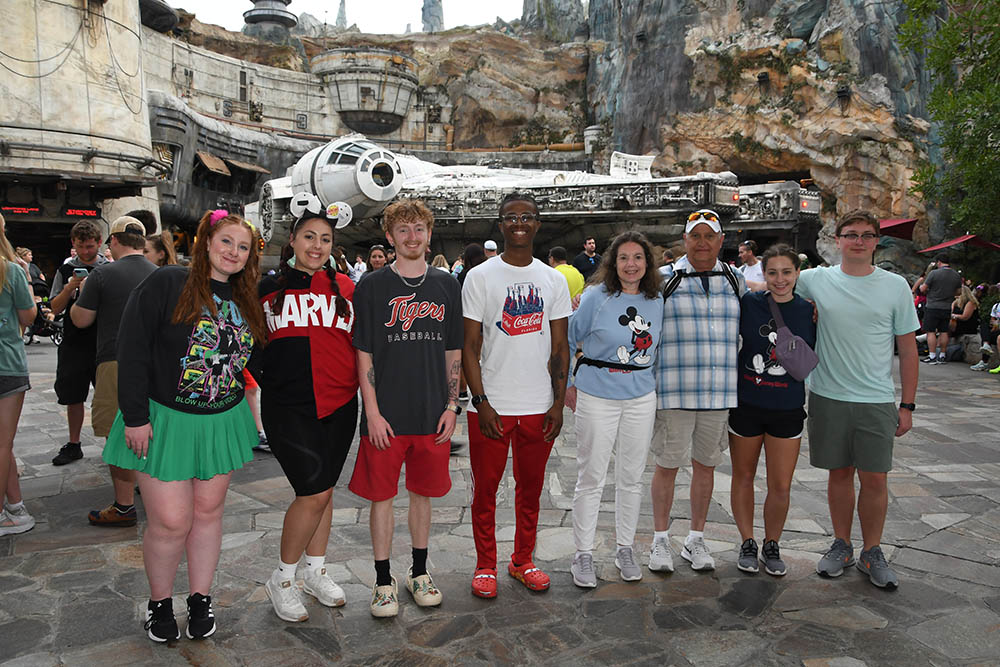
[102,210,267,642]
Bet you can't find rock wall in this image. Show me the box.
[587,0,936,258]
[522,0,588,42]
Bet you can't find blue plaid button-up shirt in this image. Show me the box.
[656,256,747,410]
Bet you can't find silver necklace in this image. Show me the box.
[391,262,428,288]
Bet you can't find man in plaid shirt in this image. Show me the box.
[647,209,747,573]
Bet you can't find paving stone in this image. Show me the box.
[347,647,448,667]
[519,623,588,661]
[774,622,850,659]
[284,626,343,660]
[54,586,137,649]
[801,658,868,667]
[718,578,778,618]
[908,608,1000,660]
[893,546,1000,586]
[0,651,60,667]
[406,614,482,648]
[0,573,35,592]
[783,605,888,630]
[0,618,53,662]
[671,629,767,667]
[652,602,720,630]
[851,629,945,666]
[919,512,970,529]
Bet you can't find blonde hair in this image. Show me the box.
[431,253,449,269]
[0,213,19,292]
[956,285,979,310]
[381,200,434,235]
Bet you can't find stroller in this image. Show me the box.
[23,298,63,346]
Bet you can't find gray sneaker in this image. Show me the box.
[816,538,855,577]
[681,536,715,571]
[760,539,786,576]
[615,546,642,582]
[571,552,597,588]
[648,535,674,572]
[737,538,759,574]
[856,545,898,589]
[971,361,989,371]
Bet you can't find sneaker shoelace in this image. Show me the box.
[687,539,709,557]
[576,553,595,574]
[145,601,171,630]
[651,538,670,559]
[866,547,888,568]
[762,541,780,561]
[274,580,304,607]
[740,540,757,559]
[617,548,637,568]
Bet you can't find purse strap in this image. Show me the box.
[767,293,788,330]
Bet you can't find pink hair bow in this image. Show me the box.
[209,209,229,225]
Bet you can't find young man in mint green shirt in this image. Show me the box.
[795,210,919,589]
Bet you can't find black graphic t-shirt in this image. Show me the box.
[352,266,463,436]
[737,291,816,411]
[118,266,256,427]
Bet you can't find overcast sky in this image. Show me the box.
[173,1,525,34]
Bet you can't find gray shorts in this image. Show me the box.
[0,375,30,399]
[651,409,729,469]
[807,393,897,472]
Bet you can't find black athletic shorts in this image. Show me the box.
[54,342,97,405]
[262,395,358,497]
[922,308,951,334]
[728,404,806,439]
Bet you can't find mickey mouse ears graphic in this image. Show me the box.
[289,192,353,230]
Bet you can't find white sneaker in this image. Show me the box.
[647,535,675,572]
[302,566,346,607]
[681,536,716,571]
[970,361,989,371]
[0,506,35,536]
[981,342,993,354]
[265,571,308,622]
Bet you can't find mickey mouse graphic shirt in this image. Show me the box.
[568,285,663,400]
[737,291,816,410]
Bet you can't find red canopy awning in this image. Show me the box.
[879,218,917,240]
[919,234,1000,253]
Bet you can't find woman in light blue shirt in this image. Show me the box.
[566,231,662,587]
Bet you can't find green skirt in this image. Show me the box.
[102,399,256,481]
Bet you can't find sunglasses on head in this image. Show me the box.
[371,244,385,250]
[687,211,719,223]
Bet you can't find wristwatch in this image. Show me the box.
[471,394,489,408]
[445,402,462,415]
[899,402,916,411]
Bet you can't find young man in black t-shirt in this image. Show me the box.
[348,201,463,617]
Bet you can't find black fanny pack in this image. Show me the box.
[573,356,651,376]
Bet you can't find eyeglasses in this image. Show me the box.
[501,213,538,224]
[837,232,878,242]
[687,210,719,223]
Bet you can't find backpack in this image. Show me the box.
[662,263,741,301]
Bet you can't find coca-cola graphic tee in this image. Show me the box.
[353,266,463,437]
[462,256,573,416]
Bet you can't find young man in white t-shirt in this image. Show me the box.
[462,193,572,599]
[738,240,765,291]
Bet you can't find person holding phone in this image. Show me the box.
[48,221,108,468]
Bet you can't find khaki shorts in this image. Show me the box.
[92,361,119,439]
[807,393,897,473]
[651,409,729,469]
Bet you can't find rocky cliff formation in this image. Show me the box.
[422,0,444,32]
[522,0,588,42]
[174,10,304,70]
[587,0,936,255]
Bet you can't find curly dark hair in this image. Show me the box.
[590,230,661,299]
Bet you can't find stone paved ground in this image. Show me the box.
[3,341,1000,666]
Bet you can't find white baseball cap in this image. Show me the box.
[684,209,722,234]
[484,240,498,251]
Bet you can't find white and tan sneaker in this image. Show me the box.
[302,567,346,607]
[265,570,308,622]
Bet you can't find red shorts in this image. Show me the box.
[242,368,258,390]
[348,434,452,502]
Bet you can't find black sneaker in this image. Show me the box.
[144,598,180,642]
[52,442,83,466]
[185,593,216,639]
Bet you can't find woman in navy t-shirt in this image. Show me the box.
[729,244,816,577]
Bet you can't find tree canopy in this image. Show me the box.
[899,0,1000,237]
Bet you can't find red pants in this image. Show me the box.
[468,412,554,569]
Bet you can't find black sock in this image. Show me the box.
[113,501,134,513]
[375,559,391,586]
[412,548,428,577]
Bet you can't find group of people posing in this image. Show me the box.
[0,193,919,645]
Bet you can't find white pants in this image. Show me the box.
[572,390,657,552]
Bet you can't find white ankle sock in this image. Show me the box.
[303,555,325,572]
[653,530,670,542]
[276,559,297,581]
[686,530,704,545]
[5,501,25,513]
